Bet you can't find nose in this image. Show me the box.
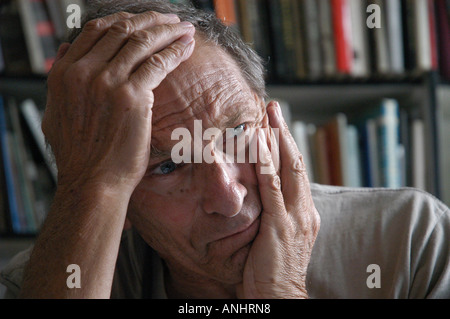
[199,162,247,217]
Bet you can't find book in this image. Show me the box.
[278,0,298,81]
[0,1,32,75]
[268,0,288,80]
[241,0,273,77]
[45,0,67,42]
[192,0,215,12]
[385,0,405,74]
[427,0,438,71]
[371,0,390,75]
[7,98,38,233]
[0,97,22,233]
[376,99,401,188]
[413,0,433,71]
[292,121,314,182]
[313,126,332,185]
[318,0,336,77]
[214,0,238,28]
[349,0,370,77]
[302,0,322,79]
[436,0,450,80]
[402,0,418,72]
[331,0,353,74]
[290,0,307,79]
[324,113,349,186]
[18,0,59,74]
[20,99,57,182]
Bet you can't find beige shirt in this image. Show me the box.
[1,183,449,298]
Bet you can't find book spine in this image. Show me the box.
[377,99,400,188]
[331,0,353,74]
[214,0,238,28]
[302,0,323,79]
[0,97,22,233]
[386,0,405,74]
[427,0,438,70]
[18,0,46,74]
[436,0,450,79]
[414,0,432,71]
[402,0,417,72]
[349,0,370,77]
[318,0,336,77]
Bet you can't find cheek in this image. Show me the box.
[127,181,197,245]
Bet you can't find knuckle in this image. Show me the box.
[269,173,281,191]
[144,11,161,22]
[291,154,307,176]
[115,11,134,20]
[110,19,135,35]
[130,29,155,49]
[83,18,106,33]
[147,53,169,71]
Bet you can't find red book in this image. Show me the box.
[428,0,438,70]
[213,0,237,27]
[436,0,450,79]
[331,0,352,74]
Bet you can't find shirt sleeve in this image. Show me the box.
[409,202,450,298]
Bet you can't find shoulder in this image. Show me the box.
[310,183,448,222]
[308,183,450,298]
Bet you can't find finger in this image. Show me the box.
[129,35,196,90]
[255,128,286,218]
[267,101,312,212]
[109,21,195,77]
[48,42,70,74]
[55,43,71,62]
[86,11,181,62]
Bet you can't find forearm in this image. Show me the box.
[20,182,132,298]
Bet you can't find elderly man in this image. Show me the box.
[1,0,449,299]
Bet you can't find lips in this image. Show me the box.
[220,217,260,241]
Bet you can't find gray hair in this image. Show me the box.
[68,0,267,98]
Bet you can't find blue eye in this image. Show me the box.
[154,161,179,175]
[233,123,246,136]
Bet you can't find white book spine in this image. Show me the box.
[349,0,370,77]
[413,0,432,70]
[385,0,405,73]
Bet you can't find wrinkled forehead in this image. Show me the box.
[151,40,260,130]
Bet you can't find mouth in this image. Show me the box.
[220,217,260,242]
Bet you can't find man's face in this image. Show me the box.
[127,39,267,285]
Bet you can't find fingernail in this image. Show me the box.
[179,21,194,28]
[179,34,194,45]
[164,13,179,20]
[274,101,283,118]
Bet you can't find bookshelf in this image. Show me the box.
[0,0,449,244]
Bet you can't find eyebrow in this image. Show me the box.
[150,144,172,160]
[223,109,244,130]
